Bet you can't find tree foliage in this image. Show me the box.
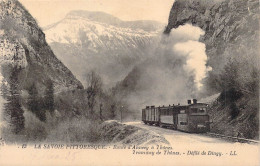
[207,57,259,119]
[44,79,55,114]
[84,71,102,117]
[3,66,25,134]
[27,83,46,122]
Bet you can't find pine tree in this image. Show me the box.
[28,83,39,113]
[85,71,102,117]
[1,79,10,123]
[28,83,46,122]
[44,79,55,115]
[4,66,25,134]
[1,79,9,99]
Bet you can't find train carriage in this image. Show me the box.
[142,99,210,133]
[159,106,174,128]
[159,105,186,129]
[142,106,159,125]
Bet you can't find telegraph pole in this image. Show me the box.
[99,103,103,121]
[121,106,123,123]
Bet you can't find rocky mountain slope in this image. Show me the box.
[44,11,164,87]
[165,0,259,82]
[164,0,259,139]
[0,0,83,93]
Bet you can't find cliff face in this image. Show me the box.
[0,0,83,92]
[165,0,259,72]
[165,0,259,139]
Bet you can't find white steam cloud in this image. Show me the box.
[174,41,207,88]
[171,24,210,89]
[118,24,211,116]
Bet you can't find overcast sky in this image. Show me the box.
[20,0,175,27]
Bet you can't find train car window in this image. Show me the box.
[180,122,187,125]
[198,108,206,113]
[191,108,198,113]
[180,110,185,114]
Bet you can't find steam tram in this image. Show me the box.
[141,99,210,133]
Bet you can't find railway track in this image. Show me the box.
[205,132,259,144]
[139,122,259,144]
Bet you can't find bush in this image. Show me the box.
[46,118,101,143]
[1,110,104,143]
[22,110,47,142]
[1,110,47,143]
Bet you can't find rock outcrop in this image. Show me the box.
[165,0,259,72]
[165,0,259,139]
[0,0,83,93]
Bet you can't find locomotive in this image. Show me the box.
[141,99,210,133]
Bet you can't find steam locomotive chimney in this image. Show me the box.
[188,100,192,105]
[193,99,197,104]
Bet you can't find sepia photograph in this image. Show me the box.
[0,0,259,165]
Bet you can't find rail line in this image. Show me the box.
[205,132,259,144]
[141,122,259,144]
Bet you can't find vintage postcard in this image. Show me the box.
[0,0,259,165]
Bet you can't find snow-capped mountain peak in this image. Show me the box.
[44,10,163,87]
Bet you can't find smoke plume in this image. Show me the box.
[116,24,210,117]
